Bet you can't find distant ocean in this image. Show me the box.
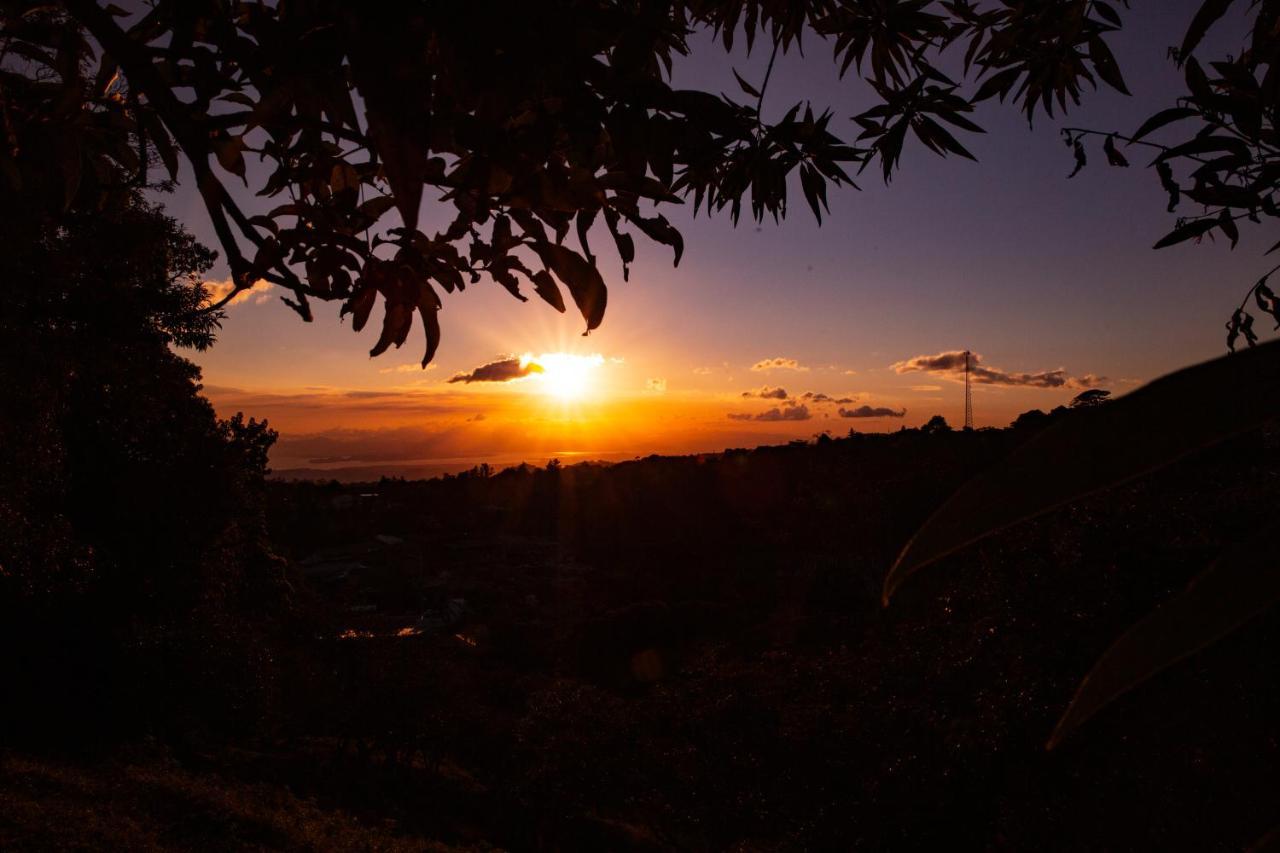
[270,449,647,482]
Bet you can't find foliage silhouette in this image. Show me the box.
[4,0,1139,365]
[1061,0,1280,349]
[0,191,283,740]
[886,340,1280,746]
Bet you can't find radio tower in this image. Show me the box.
[963,350,974,430]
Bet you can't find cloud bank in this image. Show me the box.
[801,391,855,404]
[741,385,789,400]
[892,350,1107,390]
[838,405,906,418]
[729,403,812,422]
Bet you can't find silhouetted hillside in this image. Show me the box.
[243,418,1280,850]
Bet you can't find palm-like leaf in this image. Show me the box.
[883,340,1280,604]
[1047,520,1279,749]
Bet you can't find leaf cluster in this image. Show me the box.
[3,0,1136,364]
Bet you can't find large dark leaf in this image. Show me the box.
[1181,0,1236,61]
[1152,218,1217,249]
[1130,107,1200,143]
[1047,520,1280,749]
[369,301,411,357]
[882,341,1280,604]
[533,243,607,332]
[416,282,441,367]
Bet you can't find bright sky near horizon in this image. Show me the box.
[169,2,1268,477]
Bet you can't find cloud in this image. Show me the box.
[203,277,273,307]
[909,385,942,392]
[1071,373,1110,389]
[448,356,544,384]
[692,366,715,375]
[728,403,812,422]
[751,357,809,372]
[646,378,668,393]
[892,350,1106,390]
[801,391,855,404]
[838,405,906,418]
[741,385,789,399]
[467,413,486,422]
[756,404,812,421]
[344,390,402,399]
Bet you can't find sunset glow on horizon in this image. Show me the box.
[180,5,1260,479]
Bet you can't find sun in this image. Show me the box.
[527,352,604,400]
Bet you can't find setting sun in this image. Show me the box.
[527,352,605,400]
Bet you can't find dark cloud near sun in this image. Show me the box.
[839,405,906,419]
[892,350,1107,390]
[448,356,544,384]
[741,385,789,400]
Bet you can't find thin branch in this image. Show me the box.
[1238,264,1280,314]
[755,38,780,127]
[1062,127,1219,165]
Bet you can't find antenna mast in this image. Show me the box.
[963,349,974,430]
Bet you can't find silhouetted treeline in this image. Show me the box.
[249,418,1280,850]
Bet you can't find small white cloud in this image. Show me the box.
[645,377,667,393]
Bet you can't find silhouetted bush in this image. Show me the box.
[0,196,284,744]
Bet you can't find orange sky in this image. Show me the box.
[196,295,1126,477]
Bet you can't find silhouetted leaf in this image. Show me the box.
[1131,107,1200,142]
[1089,36,1129,95]
[732,68,761,99]
[1156,161,1181,211]
[530,269,566,313]
[883,342,1280,603]
[1047,519,1279,749]
[345,286,377,333]
[1181,0,1236,62]
[1103,134,1129,167]
[624,211,684,266]
[532,243,607,332]
[1093,1,1124,27]
[416,282,441,367]
[366,112,424,233]
[358,195,397,221]
[214,135,246,180]
[1068,139,1087,177]
[1219,209,1240,247]
[1153,218,1217,248]
[369,301,411,357]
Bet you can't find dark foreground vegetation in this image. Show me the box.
[5,1,1280,847]
[5,406,1279,850]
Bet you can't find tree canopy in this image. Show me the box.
[3,0,1278,361]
